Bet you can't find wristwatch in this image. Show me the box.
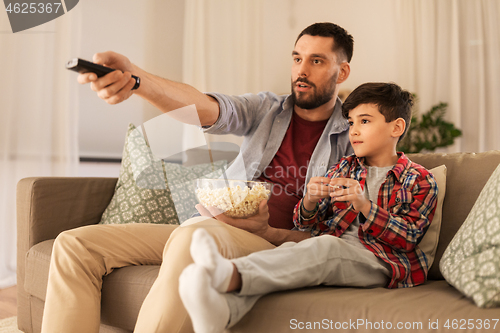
[132,76,140,90]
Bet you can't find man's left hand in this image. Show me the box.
[195,200,271,238]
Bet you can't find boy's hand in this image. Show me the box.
[329,178,371,214]
[304,177,333,211]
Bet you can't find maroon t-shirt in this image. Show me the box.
[257,112,328,230]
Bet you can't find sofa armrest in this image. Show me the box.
[17,176,118,248]
[16,177,117,332]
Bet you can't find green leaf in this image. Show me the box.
[397,97,461,153]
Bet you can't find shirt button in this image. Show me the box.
[367,229,373,233]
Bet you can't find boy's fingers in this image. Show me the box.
[330,185,363,197]
[329,178,357,188]
[319,177,332,185]
[308,186,330,197]
[329,178,346,186]
[331,195,350,202]
[310,177,331,184]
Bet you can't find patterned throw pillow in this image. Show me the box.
[100,124,227,225]
[440,163,500,308]
[165,161,227,223]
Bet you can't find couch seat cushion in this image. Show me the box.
[101,266,160,331]
[233,280,500,332]
[418,164,447,269]
[25,239,53,301]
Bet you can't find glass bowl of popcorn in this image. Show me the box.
[196,179,272,218]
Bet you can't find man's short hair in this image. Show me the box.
[341,82,414,142]
[295,22,354,63]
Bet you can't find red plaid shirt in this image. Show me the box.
[293,153,438,288]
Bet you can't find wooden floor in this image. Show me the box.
[0,285,17,319]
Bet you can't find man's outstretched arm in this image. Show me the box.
[77,51,220,127]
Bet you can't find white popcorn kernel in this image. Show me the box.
[196,182,271,218]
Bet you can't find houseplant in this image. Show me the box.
[398,101,462,154]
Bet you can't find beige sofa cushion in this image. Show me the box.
[25,240,53,301]
[233,281,500,332]
[100,266,159,330]
[418,165,447,269]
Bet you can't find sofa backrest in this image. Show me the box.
[407,150,500,280]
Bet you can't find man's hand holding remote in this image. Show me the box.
[77,51,139,105]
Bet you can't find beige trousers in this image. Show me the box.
[41,217,275,333]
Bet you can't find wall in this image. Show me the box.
[260,0,401,95]
[77,0,406,158]
[77,0,185,159]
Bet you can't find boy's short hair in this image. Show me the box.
[341,82,414,142]
[295,22,354,63]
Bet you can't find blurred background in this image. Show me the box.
[0,0,499,289]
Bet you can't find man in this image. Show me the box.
[41,22,354,333]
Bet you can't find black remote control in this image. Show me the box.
[66,58,140,90]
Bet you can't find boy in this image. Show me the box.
[179,82,439,333]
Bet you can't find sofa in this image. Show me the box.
[16,150,500,333]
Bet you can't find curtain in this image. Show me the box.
[181,0,263,151]
[397,0,500,153]
[0,11,80,288]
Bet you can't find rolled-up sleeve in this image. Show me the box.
[203,92,284,136]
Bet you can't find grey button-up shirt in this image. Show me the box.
[203,91,353,186]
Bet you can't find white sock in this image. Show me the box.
[179,264,230,333]
[190,228,234,292]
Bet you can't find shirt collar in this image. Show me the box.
[282,94,294,111]
[354,152,410,182]
[390,152,411,182]
[328,97,349,134]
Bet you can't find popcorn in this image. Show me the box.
[196,182,271,218]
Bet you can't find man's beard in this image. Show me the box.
[291,74,337,110]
